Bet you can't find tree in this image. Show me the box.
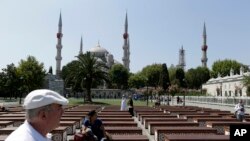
[17,56,46,94]
[109,64,129,89]
[61,60,82,96]
[176,68,185,88]
[159,63,171,105]
[1,63,19,99]
[168,65,177,84]
[211,59,249,78]
[128,73,147,89]
[141,64,162,88]
[243,75,250,96]
[67,52,109,102]
[185,67,210,89]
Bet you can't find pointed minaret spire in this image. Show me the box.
[58,11,62,27]
[122,12,130,71]
[203,22,207,45]
[79,36,83,55]
[178,45,186,70]
[55,12,63,78]
[201,22,208,67]
[125,12,128,33]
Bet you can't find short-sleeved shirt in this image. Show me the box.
[5,120,50,141]
[83,118,104,141]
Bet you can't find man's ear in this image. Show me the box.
[39,110,48,120]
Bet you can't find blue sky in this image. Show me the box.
[0,0,249,73]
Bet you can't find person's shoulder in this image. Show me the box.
[5,127,35,141]
[83,118,90,124]
[95,119,103,124]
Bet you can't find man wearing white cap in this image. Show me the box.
[5,89,68,141]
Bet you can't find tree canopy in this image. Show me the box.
[109,64,129,89]
[211,59,249,78]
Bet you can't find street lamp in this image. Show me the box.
[183,79,186,106]
[19,76,23,105]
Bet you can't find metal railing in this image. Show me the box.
[185,96,250,108]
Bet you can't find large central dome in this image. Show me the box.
[90,43,108,54]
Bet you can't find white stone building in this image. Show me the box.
[202,67,250,97]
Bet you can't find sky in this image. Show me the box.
[0,0,250,73]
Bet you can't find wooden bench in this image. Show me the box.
[0,121,14,129]
[0,135,8,141]
[0,114,25,117]
[60,117,82,129]
[105,127,142,135]
[0,117,25,127]
[99,112,131,115]
[136,111,164,117]
[140,115,176,124]
[224,126,230,135]
[100,118,134,121]
[154,127,217,141]
[182,115,221,121]
[164,134,229,141]
[60,121,77,135]
[51,126,68,141]
[206,121,249,134]
[103,121,137,127]
[193,117,238,126]
[99,115,132,118]
[0,127,18,135]
[144,118,187,129]
[148,121,199,135]
[111,135,149,141]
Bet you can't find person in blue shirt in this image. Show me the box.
[82,110,111,141]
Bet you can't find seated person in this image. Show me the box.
[0,104,8,112]
[234,100,245,121]
[82,110,111,141]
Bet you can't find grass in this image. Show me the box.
[68,98,154,107]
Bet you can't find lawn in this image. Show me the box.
[68,98,154,107]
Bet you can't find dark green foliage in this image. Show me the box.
[185,67,210,89]
[109,64,129,89]
[63,52,109,102]
[211,59,249,78]
[159,63,170,91]
[140,64,162,88]
[175,68,185,88]
[128,73,147,89]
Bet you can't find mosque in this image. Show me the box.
[45,12,131,97]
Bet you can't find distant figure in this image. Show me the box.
[5,89,68,141]
[127,96,134,116]
[234,99,245,121]
[120,95,127,111]
[155,97,160,107]
[0,103,8,112]
[177,96,180,104]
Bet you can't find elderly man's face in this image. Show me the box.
[46,103,64,130]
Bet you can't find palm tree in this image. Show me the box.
[67,52,109,102]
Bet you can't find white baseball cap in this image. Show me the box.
[23,89,69,109]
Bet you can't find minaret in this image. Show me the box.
[79,36,83,55]
[201,22,208,67]
[55,12,63,78]
[178,45,186,70]
[122,12,130,71]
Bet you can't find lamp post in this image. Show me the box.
[183,79,186,106]
[19,76,23,105]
